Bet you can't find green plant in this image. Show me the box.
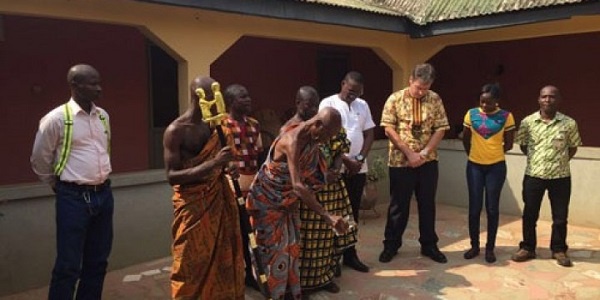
[367,155,387,182]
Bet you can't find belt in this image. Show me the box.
[59,179,111,192]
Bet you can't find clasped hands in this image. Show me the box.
[406,148,429,168]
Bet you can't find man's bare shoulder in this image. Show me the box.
[163,117,186,140]
[164,116,212,160]
[164,116,208,144]
[280,124,306,148]
[165,116,206,134]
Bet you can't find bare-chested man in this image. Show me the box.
[247,107,348,299]
[281,86,320,129]
[163,76,244,299]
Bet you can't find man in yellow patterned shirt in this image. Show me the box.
[511,85,582,267]
[379,63,450,264]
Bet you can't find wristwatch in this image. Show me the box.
[355,154,365,163]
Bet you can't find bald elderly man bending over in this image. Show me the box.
[247,107,349,299]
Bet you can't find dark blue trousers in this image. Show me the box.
[48,181,114,300]
[466,160,506,250]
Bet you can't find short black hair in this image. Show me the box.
[223,84,246,106]
[343,71,364,85]
[481,83,501,100]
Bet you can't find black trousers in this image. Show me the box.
[342,173,366,260]
[343,173,367,223]
[383,161,439,251]
[519,175,571,253]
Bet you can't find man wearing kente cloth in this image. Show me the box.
[222,83,263,195]
[283,86,357,294]
[247,107,349,299]
[163,76,244,299]
[221,84,264,289]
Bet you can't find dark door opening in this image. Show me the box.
[317,51,350,99]
[148,42,178,169]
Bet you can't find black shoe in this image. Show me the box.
[421,247,448,263]
[322,282,340,294]
[463,248,480,259]
[333,262,341,277]
[343,255,370,272]
[378,249,397,263]
[485,249,496,263]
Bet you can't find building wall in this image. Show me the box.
[436,141,600,229]
[372,140,600,229]
[429,31,600,145]
[1,0,410,185]
[0,15,150,184]
[211,36,393,139]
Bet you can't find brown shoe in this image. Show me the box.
[511,249,536,262]
[552,252,573,267]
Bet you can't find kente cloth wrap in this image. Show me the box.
[222,115,261,175]
[246,127,327,300]
[299,129,357,290]
[170,130,244,300]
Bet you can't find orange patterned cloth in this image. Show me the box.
[246,128,327,299]
[170,130,244,300]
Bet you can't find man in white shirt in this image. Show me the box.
[31,64,113,300]
[319,71,375,273]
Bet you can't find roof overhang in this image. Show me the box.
[415,1,600,38]
[135,0,412,33]
[135,0,600,38]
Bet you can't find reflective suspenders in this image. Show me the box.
[53,103,110,176]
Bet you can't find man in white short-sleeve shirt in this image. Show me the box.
[319,71,375,273]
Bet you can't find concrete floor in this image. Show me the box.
[3,202,600,300]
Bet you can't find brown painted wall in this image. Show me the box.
[429,32,600,145]
[211,36,393,139]
[0,16,149,184]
